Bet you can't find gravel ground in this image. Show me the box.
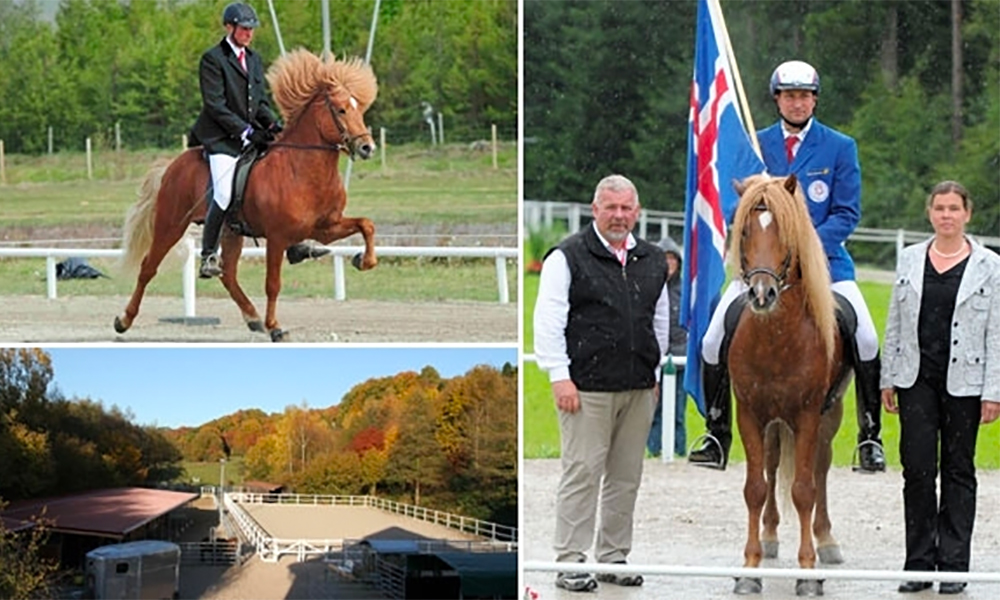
[523,458,1000,600]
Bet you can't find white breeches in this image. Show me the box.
[208,153,238,210]
[700,279,879,365]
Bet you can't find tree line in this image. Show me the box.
[0,0,516,152]
[0,348,517,528]
[164,363,518,526]
[524,0,999,245]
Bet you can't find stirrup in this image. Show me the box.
[688,433,727,470]
[199,254,222,278]
[851,439,886,473]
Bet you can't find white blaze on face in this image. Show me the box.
[758,211,773,230]
[349,97,358,110]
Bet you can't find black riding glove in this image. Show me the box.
[268,122,283,135]
[248,128,273,149]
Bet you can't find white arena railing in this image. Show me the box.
[0,237,518,311]
[224,492,517,563]
[523,560,1000,585]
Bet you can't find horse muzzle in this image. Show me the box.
[746,278,780,313]
[351,137,375,160]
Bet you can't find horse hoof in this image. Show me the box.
[817,545,843,565]
[351,253,363,270]
[795,579,823,597]
[270,329,286,342]
[246,320,265,333]
[762,540,779,559]
[734,577,762,595]
[113,316,129,334]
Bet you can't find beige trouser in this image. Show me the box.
[553,388,656,564]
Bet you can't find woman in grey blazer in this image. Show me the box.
[880,181,1000,595]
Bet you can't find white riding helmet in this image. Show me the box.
[770,61,820,95]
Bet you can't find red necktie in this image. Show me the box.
[785,136,798,163]
[238,50,247,72]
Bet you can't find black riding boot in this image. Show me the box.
[688,361,732,470]
[286,242,332,265]
[854,354,886,473]
[200,201,226,278]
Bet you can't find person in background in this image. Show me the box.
[881,181,1000,595]
[690,60,886,473]
[646,236,689,458]
[534,174,670,592]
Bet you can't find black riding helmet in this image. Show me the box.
[223,2,260,28]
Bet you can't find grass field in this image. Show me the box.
[0,144,518,302]
[180,458,245,487]
[523,272,1000,469]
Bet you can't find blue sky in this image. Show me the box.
[44,347,516,429]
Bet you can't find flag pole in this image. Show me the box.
[707,0,761,157]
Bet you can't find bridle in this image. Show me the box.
[739,202,794,292]
[268,92,372,159]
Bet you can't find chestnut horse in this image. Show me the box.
[727,174,849,596]
[114,49,378,341]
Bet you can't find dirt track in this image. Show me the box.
[523,458,1000,600]
[0,295,517,343]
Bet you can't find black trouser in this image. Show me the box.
[898,372,981,573]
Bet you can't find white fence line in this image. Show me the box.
[0,238,517,308]
[524,200,1000,257]
[523,560,1000,584]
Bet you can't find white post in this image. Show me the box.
[47,126,53,155]
[183,236,196,317]
[380,127,386,171]
[182,134,188,150]
[0,139,5,185]
[46,256,58,299]
[660,356,677,463]
[437,112,444,145]
[494,256,508,304]
[491,123,498,169]
[85,137,93,180]
[115,121,121,152]
[568,203,581,234]
[896,228,906,269]
[638,209,648,239]
[333,255,346,300]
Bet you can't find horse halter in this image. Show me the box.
[323,94,373,159]
[739,202,794,292]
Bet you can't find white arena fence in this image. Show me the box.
[0,237,517,312]
[220,491,517,563]
[524,200,1000,259]
[523,560,1000,585]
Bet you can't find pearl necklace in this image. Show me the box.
[931,239,967,259]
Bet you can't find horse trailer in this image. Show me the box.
[85,540,181,599]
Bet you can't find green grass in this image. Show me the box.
[0,143,517,229]
[523,273,1000,469]
[180,457,245,487]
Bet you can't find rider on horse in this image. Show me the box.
[689,60,887,474]
[190,3,327,279]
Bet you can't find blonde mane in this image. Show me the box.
[729,174,837,363]
[266,49,378,124]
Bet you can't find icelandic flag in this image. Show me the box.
[681,0,765,414]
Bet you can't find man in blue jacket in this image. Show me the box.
[689,60,886,474]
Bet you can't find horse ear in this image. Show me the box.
[784,174,798,195]
[733,179,747,196]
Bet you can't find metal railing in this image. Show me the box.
[0,238,517,307]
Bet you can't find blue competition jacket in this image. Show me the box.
[757,119,861,282]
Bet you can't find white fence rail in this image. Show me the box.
[0,238,517,309]
[224,492,517,562]
[524,200,1000,258]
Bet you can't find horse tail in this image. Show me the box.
[776,421,796,517]
[121,160,169,274]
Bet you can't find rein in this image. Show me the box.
[265,93,373,157]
